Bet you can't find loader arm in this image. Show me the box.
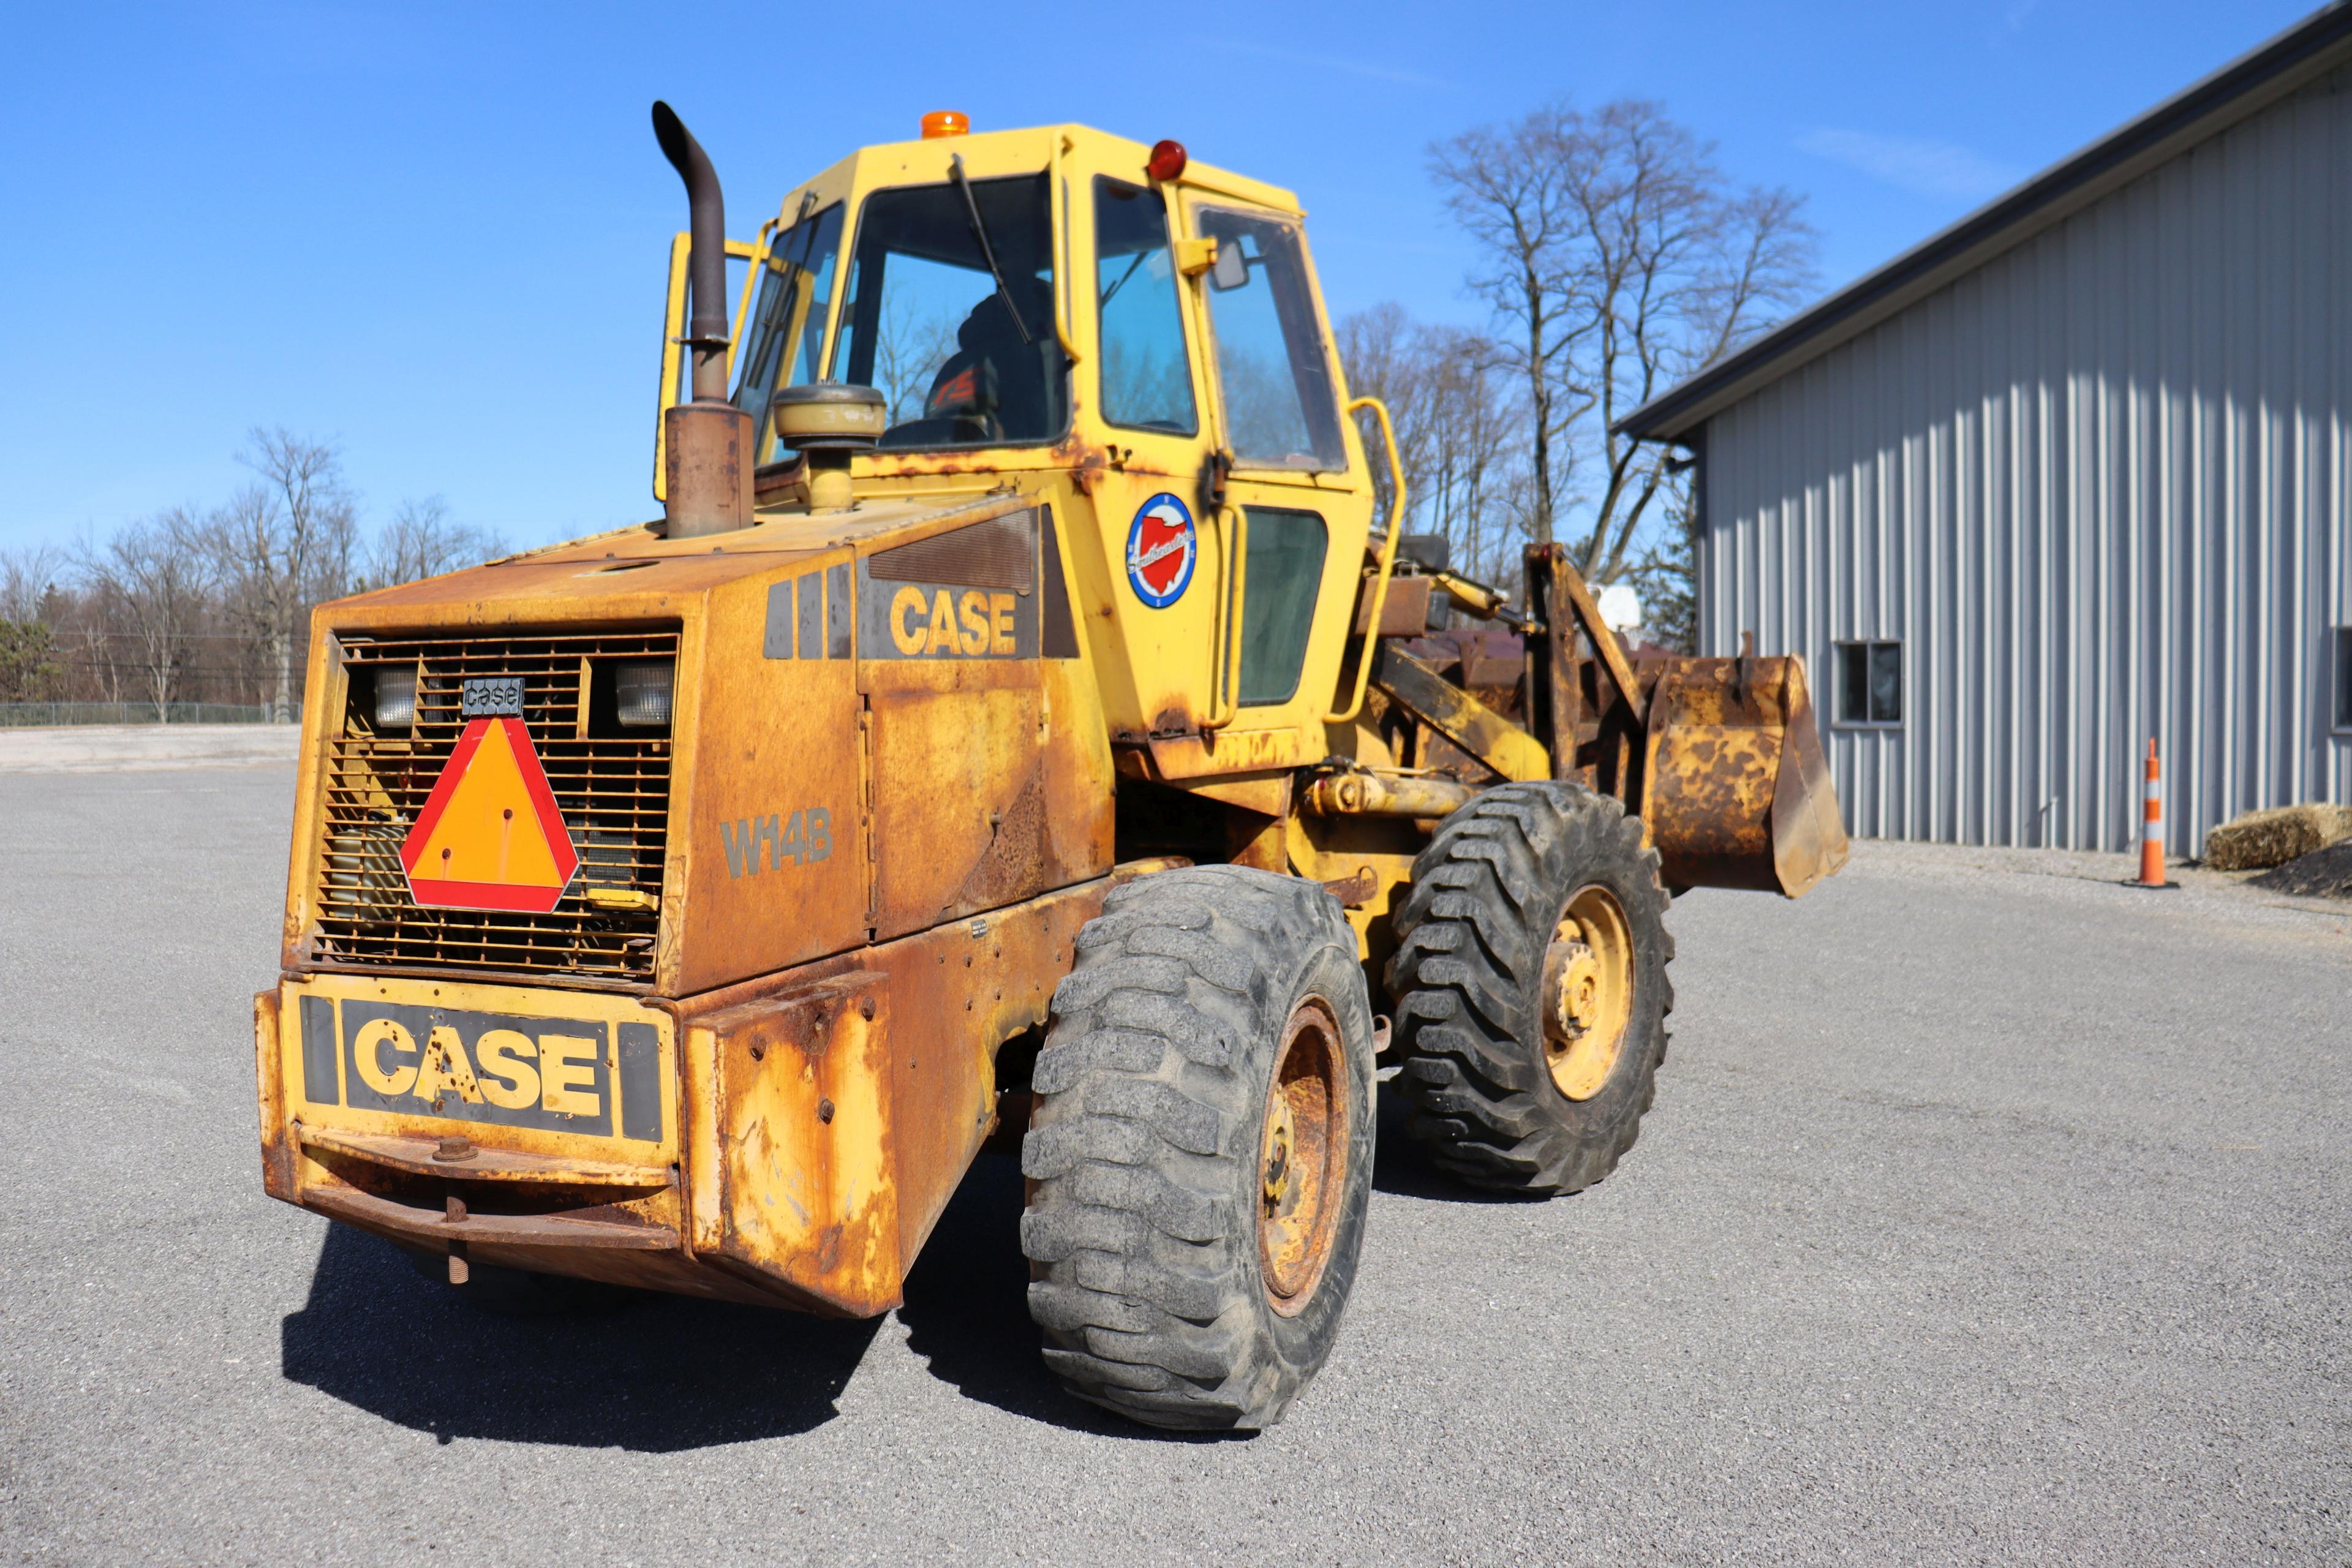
[1360,543,1847,897]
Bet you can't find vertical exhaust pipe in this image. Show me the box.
[652,101,752,537]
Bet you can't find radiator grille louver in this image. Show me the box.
[313,628,677,986]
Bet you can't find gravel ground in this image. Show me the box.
[1,766,2346,1566]
[0,725,298,773]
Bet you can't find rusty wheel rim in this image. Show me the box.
[1258,996,1348,1316]
[1542,886,1634,1101]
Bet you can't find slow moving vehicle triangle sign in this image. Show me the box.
[399,714,579,913]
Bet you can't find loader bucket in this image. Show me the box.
[1641,655,1850,897]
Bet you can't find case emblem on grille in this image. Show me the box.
[399,715,580,913]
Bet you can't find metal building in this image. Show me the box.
[1621,5,2352,856]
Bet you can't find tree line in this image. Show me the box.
[0,430,505,718]
[0,95,1818,710]
[1340,97,1815,649]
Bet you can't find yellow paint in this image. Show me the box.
[538,1034,601,1115]
[352,1018,418,1096]
[475,1029,540,1109]
[1329,396,1404,724]
[884,585,1023,658]
[415,1025,484,1104]
[271,974,679,1171]
[889,586,928,653]
[924,589,958,650]
[956,590,990,655]
[1545,890,1634,1101]
[412,720,564,888]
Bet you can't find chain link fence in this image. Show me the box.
[0,701,296,727]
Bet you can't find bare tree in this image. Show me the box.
[1338,303,1435,526]
[1,545,64,624]
[1338,305,1530,584]
[1430,105,1592,546]
[80,509,213,720]
[1432,100,1816,584]
[203,429,359,721]
[871,295,964,424]
[362,496,509,589]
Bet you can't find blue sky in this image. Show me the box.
[0,0,2316,556]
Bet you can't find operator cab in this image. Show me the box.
[652,113,1385,760]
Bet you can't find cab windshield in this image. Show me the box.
[732,202,845,463]
[829,173,1066,450]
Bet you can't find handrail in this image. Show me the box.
[653,233,763,503]
[1047,133,1082,364]
[731,215,782,372]
[1327,396,1406,724]
[1201,503,1249,731]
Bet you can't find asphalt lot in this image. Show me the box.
[2,764,2346,1566]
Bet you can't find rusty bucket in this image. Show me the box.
[1640,654,1849,897]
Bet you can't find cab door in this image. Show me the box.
[1076,172,1224,739]
[1180,197,1374,755]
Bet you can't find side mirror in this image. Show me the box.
[1210,241,1248,292]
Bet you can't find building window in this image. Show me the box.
[1834,640,1902,726]
[2335,627,2352,731]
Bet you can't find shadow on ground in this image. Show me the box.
[1368,1081,1537,1204]
[895,1152,1245,1442]
[281,1224,880,1451]
[284,1093,1506,1450]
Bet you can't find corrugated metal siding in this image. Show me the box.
[1698,63,2352,854]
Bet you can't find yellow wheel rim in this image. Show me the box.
[1258,997,1348,1316]
[1541,886,1634,1101]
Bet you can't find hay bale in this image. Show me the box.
[2203,803,2352,871]
[2250,840,2352,900]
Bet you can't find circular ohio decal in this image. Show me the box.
[1125,493,1197,609]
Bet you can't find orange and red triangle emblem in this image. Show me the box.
[400,716,579,913]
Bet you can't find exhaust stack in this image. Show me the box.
[652,100,752,537]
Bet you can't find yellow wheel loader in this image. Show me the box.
[253,104,1848,1430]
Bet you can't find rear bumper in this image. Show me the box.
[256,869,1140,1317]
[255,973,829,1311]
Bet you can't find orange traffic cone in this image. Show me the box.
[2134,737,2168,888]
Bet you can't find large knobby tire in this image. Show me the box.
[1020,865,1376,1431]
[1386,782,1674,1196]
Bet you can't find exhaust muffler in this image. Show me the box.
[652,100,752,537]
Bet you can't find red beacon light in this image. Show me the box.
[1146,138,1187,181]
[921,110,970,139]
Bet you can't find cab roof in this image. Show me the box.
[764,122,1303,230]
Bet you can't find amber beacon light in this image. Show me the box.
[921,110,970,138]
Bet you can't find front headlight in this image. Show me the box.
[374,666,418,731]
[613,659,674,728]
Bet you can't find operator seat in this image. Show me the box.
[880,276,1058,448]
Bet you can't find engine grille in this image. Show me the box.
[312,627,677,986]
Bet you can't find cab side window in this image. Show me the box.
[1094,179,1197,436]
[1196,208,1345,470]
[732,202,844,462]
[1238,508,1328,706]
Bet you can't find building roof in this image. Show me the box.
[1618,2,2352,443]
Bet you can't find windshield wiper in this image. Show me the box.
[949,153,1035,347]
[1098,249,1150,311]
